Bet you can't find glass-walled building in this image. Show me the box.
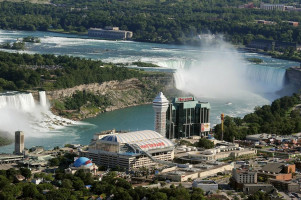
[166,97,210,139]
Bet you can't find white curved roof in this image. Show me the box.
[100,130,163,144]
[132,138,174,151]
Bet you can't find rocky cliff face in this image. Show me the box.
[285,67,301,91]
[37,75,174,120]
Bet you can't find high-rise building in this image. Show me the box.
[15,131,24,155]
[166,97,210,139]
[153,92,169,137]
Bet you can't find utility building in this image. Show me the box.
[166,97,210,139]
[15,131,24,155]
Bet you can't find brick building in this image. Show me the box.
[258,163,295,181]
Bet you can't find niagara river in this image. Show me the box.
[0,29,299,153]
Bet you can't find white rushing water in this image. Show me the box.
[173,36,287,99]
[0,91,75,137]
[39,91,48,108]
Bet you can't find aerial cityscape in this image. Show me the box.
[0,0,301,200]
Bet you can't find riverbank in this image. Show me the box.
[241,47,301,63]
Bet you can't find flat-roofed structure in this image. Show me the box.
[88,26,133,40]
[260,3,285,11]
[85,130,175,169]
[243,184,275,195]
[192,180,218,192]
[0,154,24,164]
[269,178,300,192]
[181,146,256,163]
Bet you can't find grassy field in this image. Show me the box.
[0,0,50,4]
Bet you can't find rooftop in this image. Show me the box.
[261,163,285,173]
[153,92,169,105]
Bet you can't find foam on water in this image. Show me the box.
[0,91,77,138]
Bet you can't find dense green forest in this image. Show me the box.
[214,94,301,141]
[0,51,152,91]
[63,91,111,111]
[0,0,301,44]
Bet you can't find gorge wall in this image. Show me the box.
[285,67,301,92]
[33,75,174,120]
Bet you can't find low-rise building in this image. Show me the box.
[156,162,234,182]
[257,20,276,25]
[243,184,276,195]
[182,146,256,163]
[192,180,218,192]
[258,163,295,181]
[88,27,133,40]
[260,3,286,11]
[65,157,98,175]
[269,178,300,192]
[232,168,257,184]
[286,21,299,27]
[0,154,24,164]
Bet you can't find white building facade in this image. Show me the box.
[153,92,169,138]
[85,130,175,169]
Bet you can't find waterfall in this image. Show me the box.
[243,65,286,93]
[0,92,35,111]
[155,59,195,69]
[0,91,75,137]
[39,91,48,108]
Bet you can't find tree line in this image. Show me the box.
[0,51,145,91]
[0,1,301,44]
[214,93,301,141]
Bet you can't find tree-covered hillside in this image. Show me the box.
[0,0,301,44]
[0,51,151,91]
[214,94,301,141]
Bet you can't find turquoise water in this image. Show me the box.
[0,30,299,153]
[1,105,154,152]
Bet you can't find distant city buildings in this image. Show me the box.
[166,96,211,139]
[88,26,133,40]
[15,131,24,155]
